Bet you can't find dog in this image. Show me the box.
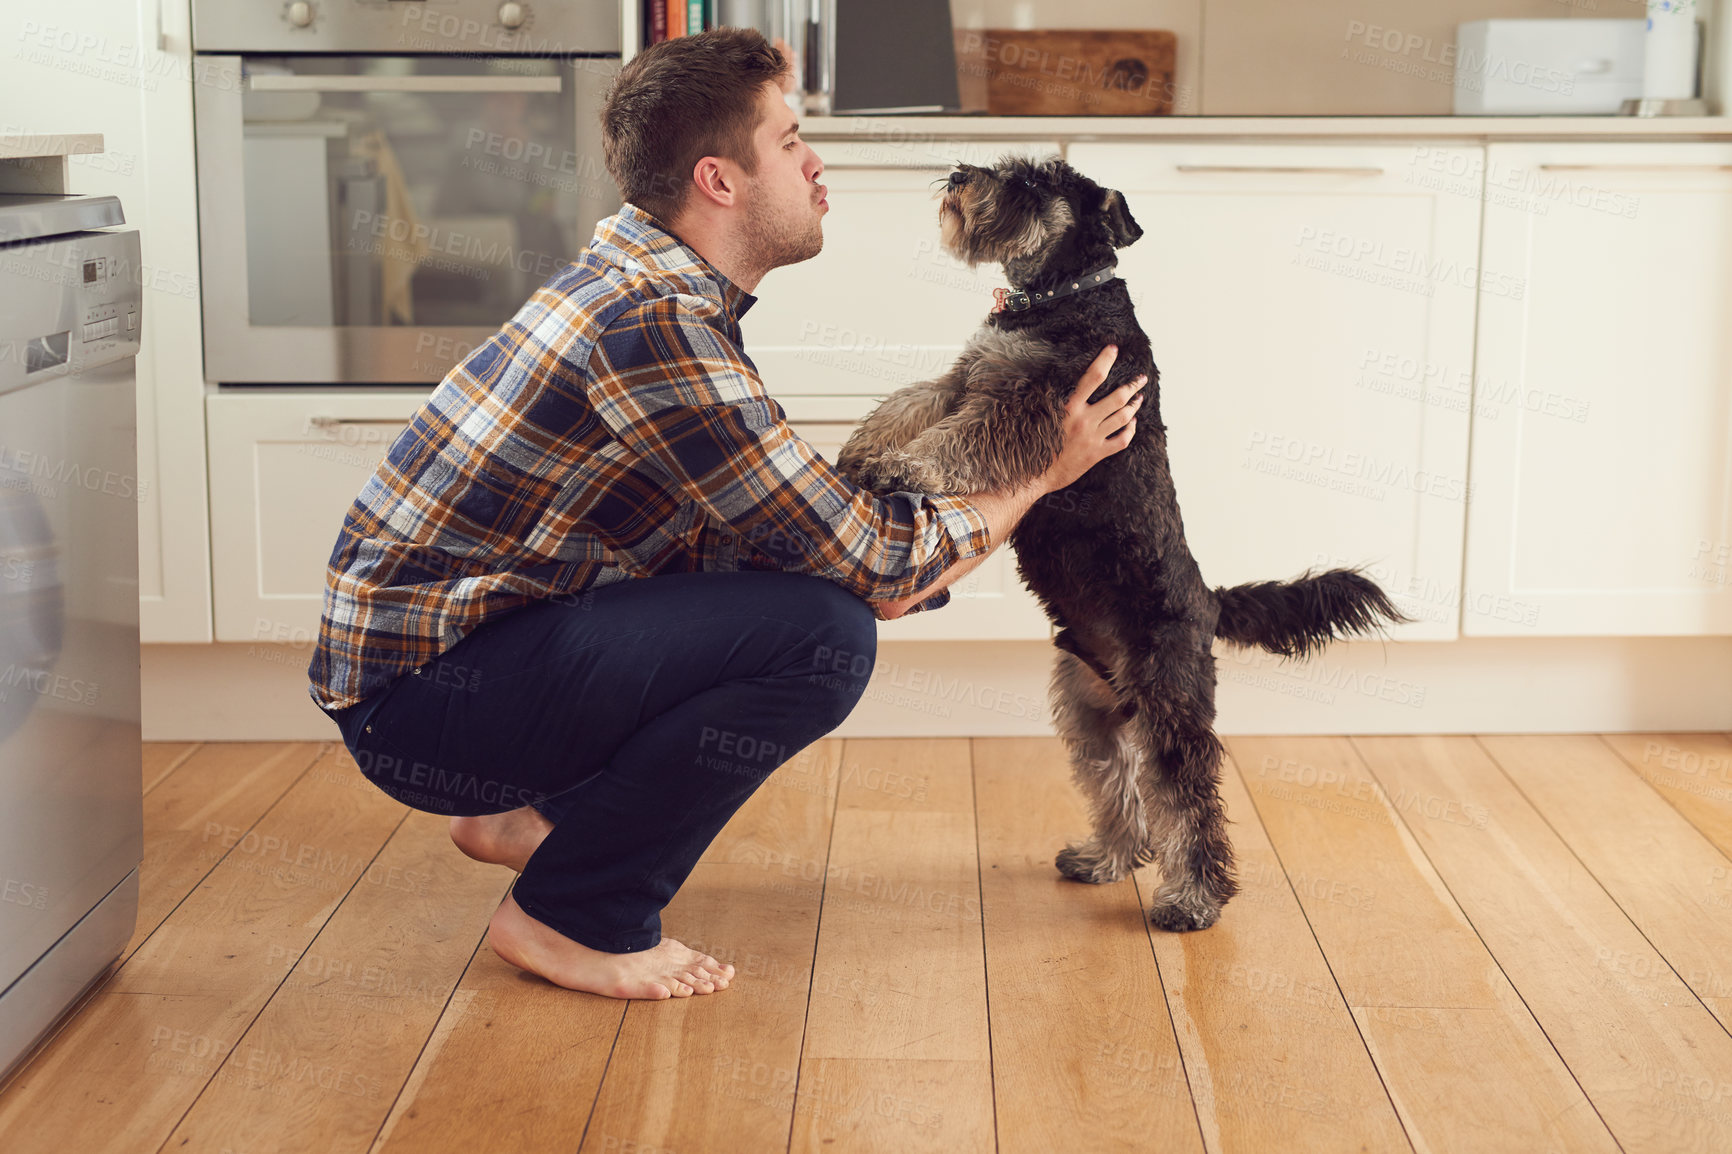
[835,154,1409,931]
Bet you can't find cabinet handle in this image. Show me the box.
[1174,165,1385,176]
[1536,164,1732,172]
[306,416,410,429]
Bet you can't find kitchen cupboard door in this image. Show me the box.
[1465,143,1732,636]
[1067,143,1482,640]
[205,391,1051,647]
[206,391,425,644]
[1,0,216,640]
[739,138,1061,399]
[784,404,1052,642]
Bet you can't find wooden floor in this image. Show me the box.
[4,734,1732,1152]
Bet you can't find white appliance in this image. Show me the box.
[190,0,621,385]
[1454,19,1646,115]
[0,193,143,1082]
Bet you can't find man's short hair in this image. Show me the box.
[601,27,792,225]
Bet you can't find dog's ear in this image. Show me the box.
[1100,189,1143,248]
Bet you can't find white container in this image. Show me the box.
[1454,19,1646,114]
[1642,0,1701,99]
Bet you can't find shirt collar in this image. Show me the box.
[592,202,758,323]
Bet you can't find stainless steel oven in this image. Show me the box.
[191,1,621,384]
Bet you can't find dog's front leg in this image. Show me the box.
[835,360,969,484]
[861,389,1063,496]
[859,330,1064,495]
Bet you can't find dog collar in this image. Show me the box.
[992,262,1119,314]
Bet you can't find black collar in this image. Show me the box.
[993,262,1119,314]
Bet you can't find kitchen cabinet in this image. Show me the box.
[740,137,1062,400]
[1066,142,1482,640]
[0,0,214,641]
[206,391,423,644]
[205,393,1051,645]
[1465,142,1732,636]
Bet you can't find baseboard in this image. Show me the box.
[142,636,1732,741]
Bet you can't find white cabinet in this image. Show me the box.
[1067,143,1482,640]
[206,391,424,644]
[1,0,216,641]
[1465,143,1732,636]
[204,393,1052,646]
[742,138,1061,399]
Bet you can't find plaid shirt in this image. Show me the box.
[307,203,992,711]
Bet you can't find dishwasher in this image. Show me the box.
[0,192,143,1082]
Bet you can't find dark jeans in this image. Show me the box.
[320,570,877,953]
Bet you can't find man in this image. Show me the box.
[307,28,1145,1002]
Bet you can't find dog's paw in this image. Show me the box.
[1055,842,1128,885]
[861,451,948,495]
[1146,893,1223,933]
[835,454,867,485]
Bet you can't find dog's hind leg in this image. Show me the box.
[1131,672,1239,932]
[1049,649,1148,886]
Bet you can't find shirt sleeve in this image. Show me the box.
[584,294,993,607]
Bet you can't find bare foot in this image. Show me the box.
[487,893,735,1000]
[450,805,554,873]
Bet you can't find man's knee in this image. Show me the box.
[797,581,878,720]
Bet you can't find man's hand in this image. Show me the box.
[871,345,1145,620]
[1040,344,1146,493]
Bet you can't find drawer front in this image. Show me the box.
[209,391,1051,648]
[207,391,424,645]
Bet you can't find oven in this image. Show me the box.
[191,1,622,384]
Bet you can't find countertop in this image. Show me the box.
[0,133,105,161]
[800,115,1732,142]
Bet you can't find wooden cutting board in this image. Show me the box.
[953,29,1178,116]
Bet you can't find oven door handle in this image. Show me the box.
[247,75,563,94]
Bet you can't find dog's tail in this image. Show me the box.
[1213,567,1410,659]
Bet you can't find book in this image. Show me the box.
[667,0,686,38]
[689,0,706,33]
[646,0,666,45]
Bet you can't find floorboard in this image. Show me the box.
[0,745,405,1154]
[791,738,994,1153]
[1230,736,1619,1154]
[1139,750,1409,1153]
[1480,734,1732,1031]
[127,742,325,962]
[973,736,1202,1154]
[4,735,1729,1154]
[159,810,511,1154]
[580,740,845,1154]
[1356,734,1732,1152]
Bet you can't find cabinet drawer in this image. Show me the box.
[207,390,1053,647]
[206,390,425,644]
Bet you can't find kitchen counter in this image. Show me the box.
[802,115,1732,142]
[0,133,105,195]
[0,132,104,160]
